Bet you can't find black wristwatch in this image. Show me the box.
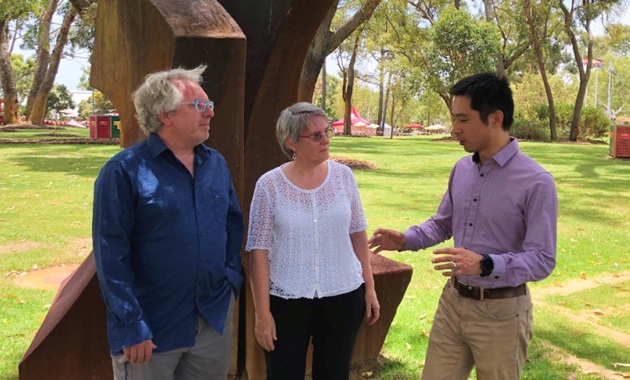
[480,254,494,277]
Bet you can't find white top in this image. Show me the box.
[246,160,368,299]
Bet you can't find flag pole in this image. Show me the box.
[607,65,612,119]
[594,67,599,108]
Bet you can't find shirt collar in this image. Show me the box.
[147,133,211,159]
[472,137,519,166]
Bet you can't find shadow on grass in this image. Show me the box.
[535,308,630,374]
[2,144,119,179]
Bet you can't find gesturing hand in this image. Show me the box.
[368,228,406,254]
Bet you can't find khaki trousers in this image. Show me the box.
[422,280,533,380]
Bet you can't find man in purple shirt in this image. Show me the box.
[368,73,557,379]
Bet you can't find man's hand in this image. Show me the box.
[124,340,156,364]
[368,228,406,254]
[432,247,483,277]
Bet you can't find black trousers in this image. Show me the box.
[265,284,366,380]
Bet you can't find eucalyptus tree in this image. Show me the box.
[523,0,564,139]
[558,0,620,140]
[298,0,382,102]
[0,0,42,124]
[25,0,80,125]
[424,7,501,112]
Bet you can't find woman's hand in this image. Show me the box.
[254,309,277,351]
[364,289,380,326]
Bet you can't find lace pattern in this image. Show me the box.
[246,161,367,299]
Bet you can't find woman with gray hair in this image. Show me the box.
[246,102,380,379]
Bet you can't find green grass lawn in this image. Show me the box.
[1,134,629,379]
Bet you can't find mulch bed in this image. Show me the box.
[330,156,378,170]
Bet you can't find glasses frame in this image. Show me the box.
[299,127,334,142]
[181,99,215,113]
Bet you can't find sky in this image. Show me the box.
[26,8,630,93]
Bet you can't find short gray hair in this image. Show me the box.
[132,65,207,135]
[276,102,328,159]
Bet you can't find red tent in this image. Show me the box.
[404,123,424,129]
[332,107,371,127]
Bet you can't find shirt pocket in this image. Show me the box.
[207,187,229,226]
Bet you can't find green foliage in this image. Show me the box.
[0,0,42,21]
[77,90,114,118]
[536,104,612,139]
[512,117,551,141]
[10,54,36,101]
[46,84,75,118]
[424,7,501,96]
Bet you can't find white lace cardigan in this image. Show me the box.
[246,160,368,299]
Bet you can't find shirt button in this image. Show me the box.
[480,174,484,177]
[314,219,318,222]
[473,198,478,202]
[468,223,473,226]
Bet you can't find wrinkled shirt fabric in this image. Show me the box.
[93,133,244,355]
[403,138,557,288]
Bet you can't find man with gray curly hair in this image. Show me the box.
[93,66,244,380]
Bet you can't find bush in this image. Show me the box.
[535,104,611,139]
[511,118,550,141]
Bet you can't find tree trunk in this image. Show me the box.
[26,0,58,117]
[28,5,79,125]
[0,20,21,125]
[559,0,592,141]
[298,0,381,101]
[377,53,385,128]
[439,91,453,115]
[483,0,506,77]
[321,60,327,111]
[524,0,557,140]
[342,34,361,136]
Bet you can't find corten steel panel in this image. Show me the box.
[18,254,112,379]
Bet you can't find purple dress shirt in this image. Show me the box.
[403,138,558,288]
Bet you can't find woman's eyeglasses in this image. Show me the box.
[299,127,334,142]
[181,99,215,113]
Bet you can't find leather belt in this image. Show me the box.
[452,277,526,301]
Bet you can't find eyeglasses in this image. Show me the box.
[181,99,215,113]
[299,127,334,142]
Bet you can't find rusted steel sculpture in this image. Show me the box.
[19,1,413,379]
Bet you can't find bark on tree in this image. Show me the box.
[68,0,94,12]
[25,0,57,117]
[342,33,361,136]
[482,0,506,77]
[28,5,78,125]
[298,0,381,102]
[0,19,22,124]
[524,0,558,140]
[559,0,592,141]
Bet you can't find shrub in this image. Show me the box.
[531,104,611,139]
[511,118,550,141]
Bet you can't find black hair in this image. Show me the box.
[449,73,514,131]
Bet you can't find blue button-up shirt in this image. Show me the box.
[93,133,243,355]
[403,138,558,288]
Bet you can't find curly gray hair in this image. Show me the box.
[276,102,328,159]
[132,65,207,135]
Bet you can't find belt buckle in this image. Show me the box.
[457,279,484,301]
